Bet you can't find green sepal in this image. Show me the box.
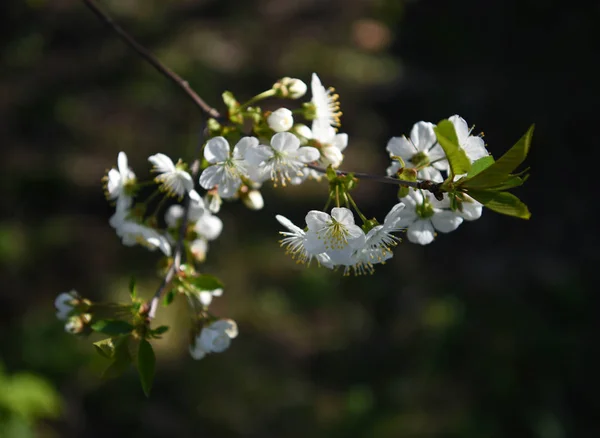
[396,167,417,198]
[91,320,134,336]
[462,124,534,189]
[398,186,410,198]
[390,155,405,168]
[137,339,156,397]
[434,120,471,176]
[468,189,531,219]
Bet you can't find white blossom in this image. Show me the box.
[118,221,172,256]
[312,119,348,168]
[242,189,264,210]
[278,77,307,99]
[105,151,136,210]
[148,153,194,198]
[304,207,366,264]
[386,121,447,182]
[448,115,489,163]
[311,73,341,128]
[276,215,334,268]
[195,288,223,308]
[55,290,78,321]
[267,108,294,133]
[360,202,406,264]
[189,319,238,360]
[194,213,223,241]
[396,190,463,245]
[164,191,206,228]
[245,132,319,186]
[199,136,257,198]
[459,194,483,221]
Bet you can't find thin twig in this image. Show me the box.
[82,0,221,119]
[307,164,444,196]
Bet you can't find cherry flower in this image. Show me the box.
[55,290,79,320]
[245,132,319,186]
[105,151,136,209]
[361,202,406,263]
[148,153,194,198]
[311,73,342,128]
[396,190,463,245]
[448,115,489,163]
[117,220,172,256]
[386,121,447,182]
[275,77,307,99]
[199,136,257,198]
[189,319,239,360]
[275,215,334,268]
[312,119,348,168]
[304,207,366,265]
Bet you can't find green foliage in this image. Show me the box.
[91,320,134,336]
[185,274,224,292]
[468,190,531,219]
[128,276,137,299]
[137,339,156,397]
[466,156,495,178]
[434,120,471,176]
[99,335,132,380]
[222,91,243,124]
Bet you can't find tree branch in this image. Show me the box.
[82,0,221,119]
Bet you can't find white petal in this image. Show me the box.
[195,214,223,241]
[210,319,238,339]
[386,136,416,159]
[407,220,435,245]
[276,215,303,234]
[333,133,348,152]
[410,121,436,152]
[271,132,299,153]
[204,137,231,163]
[233,136,259,160]
[148,153,175,173]
[117,152,129,175]
[199,165,223,191]
[346,224,366,249]
[189,344,207,360]
[448,115,469,144]
[106,169,122,198]
[383,202,406,226]
[305,210,330,231]
[431,211,463,233]
[460,198,483,221]
[165,205,184,228]
[245,145,273,166]
[463,136,488,162]
[295,146,320,163]
[331,207,355,226]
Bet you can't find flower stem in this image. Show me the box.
[347,194,368,224]
[233,89,276,115]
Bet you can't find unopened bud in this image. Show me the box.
[242,189,264,210]
[273,77,307,99]
[267,108,294,132]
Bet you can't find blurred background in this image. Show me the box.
[1,0,597,437]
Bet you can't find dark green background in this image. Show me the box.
[0,0,595,437]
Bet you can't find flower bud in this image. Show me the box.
[189,319,238,360]
[242,189,264,210]
[64,314,90,334]
[205,191,222,214]
[292,124,313,141]
[190,238,208,263]
[273,77,307,99]
[267,108,294,132]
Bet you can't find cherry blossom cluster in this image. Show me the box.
[54,71,532,391]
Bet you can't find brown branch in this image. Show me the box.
[82,0,221,119]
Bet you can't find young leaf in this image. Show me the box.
[137,339,156,397]
[466,156,495,178]
[163,289,176,306]
[128,276,136,299]
[186,274,224,292]
[93,338,115,359]
[434,120,471,176]
[152,326,169,336]
[468,190,531,219]
[462,125,534,189]
[101,336,132,380]
[91,320,134,336]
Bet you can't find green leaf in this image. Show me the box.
[91,320,134,336]
[186,274,224,292]
[93,338,115,359]
[468,190,531,219]
[466,156,495,178]
[152,326,169,336]
[137,339,156,397]
[101,336,131,380]
[434,120,471,176]
[486,175,526,191]
[163,289,175,306]
[128,276,136,298]
[463,124,534,189]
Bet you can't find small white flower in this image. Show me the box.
[196,288,223,308]
[386,121,447,182]
[118,221,172,256]
[396,190,463,245]
[448,115,489,163]
[278,77,307,99]
[55,290,78,321]
[276,215,334,268]
[304,207,366,264]
[245,132,320,186]
[190,238,208,263]
[458,194,483,221]
[242,189,264,210]
[267,108,294,133]
[199,136,257,198]
[148,153,194,198]
[205,192,222,213]
[361,202,406,263]
[311,73,342,128]
[164,192,206,228]
[105,151,136,210]
[194,213,223,241]
[189,319,238,360]
[312,120,348,168]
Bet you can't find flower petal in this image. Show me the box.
[305,210,330,231]
[117,151,129,175]
[410,121,437,152]
[148,153,175,173]
[233,136,259,160]
[204,137,231,163]
[431,211,463,233]
[271,132,300,153]
[407,220,435,245]
[386,136,416,159]
[331,207,355,226]
[295,146,320,163]
[199,165,222,191]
